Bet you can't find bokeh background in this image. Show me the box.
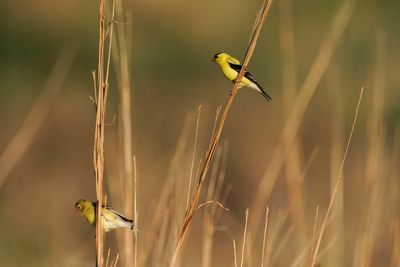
[0,0,399,266]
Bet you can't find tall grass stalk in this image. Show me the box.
[186,106,202,210]
[310,86,364,266]
[93,0,115,265]
[261,207,269,267]
[169,1,273,265]
[111,0,136,265]
[233,240,238,267]
[240,209,249,267]
[327,66,345,266]
[202,142,229,267]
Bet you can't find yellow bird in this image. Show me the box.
[212,52,271,101]
[75,199,138,232]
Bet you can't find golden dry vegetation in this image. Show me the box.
[0,0,399,266]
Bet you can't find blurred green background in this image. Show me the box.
[0,0,399,266]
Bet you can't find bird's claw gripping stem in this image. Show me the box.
[230,89,238,96]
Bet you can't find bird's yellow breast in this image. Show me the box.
[218,62,254,88]
[219,62,240,82]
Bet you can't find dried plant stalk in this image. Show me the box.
[310,87,364,267]
[112,0,136,265]
[261,207,270,267]
[168,0,273,266]
[93,0,115,265]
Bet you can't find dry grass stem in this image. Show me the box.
[105,248,111,267]
[169,1,273,265]
[202,143,229,267]
[240,209,249,267]
[112,253,120,267]
[196,200,229,213]
[326,66,345,266]
[111,0,136,264]
[233,239,238,267]
[309,206,319,264]
[93,0,116,265]
[186,106,202,209]
[209,106,222,146]
[133,156,138,267]
[261,207,269,267]
[310,87,364,267]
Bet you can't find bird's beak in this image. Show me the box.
[211,57,216,62]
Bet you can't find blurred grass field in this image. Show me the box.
[0,0,399,266]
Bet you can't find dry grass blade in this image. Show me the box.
[105,248,111,267]
[168,1,273,265]
[326,66,345,266]
[133,156,138,267]
[310,87,364,267]
[112,253,120,267]
[93,0,116,265]
[202,143,230,267]
[111,0,136,265]
[240,209,249,267]
[233,239,238,267]
[309,206,319,264]
[186,106,202,209]
[261,207,270,267]
[0,45,76,189]
[196,200,229,213]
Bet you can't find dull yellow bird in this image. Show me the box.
[212,52,271,101]
[75,199,138,232]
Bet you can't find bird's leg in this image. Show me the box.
[230,82,241,96]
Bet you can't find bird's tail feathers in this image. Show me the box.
[131,224,140,232]
[250,82,272,102]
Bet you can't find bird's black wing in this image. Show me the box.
[228,62,272,101]
[228,62,243,74]
[228,62,261,85]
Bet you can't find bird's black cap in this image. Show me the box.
[213,52,222,59]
